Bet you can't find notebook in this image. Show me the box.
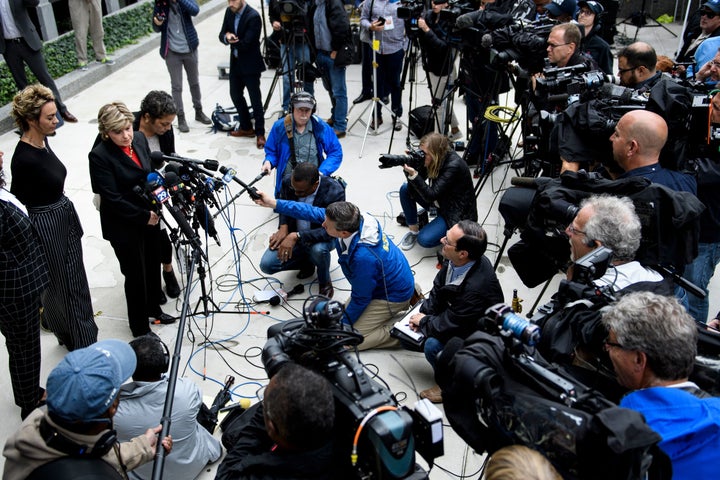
[390,300,425,347]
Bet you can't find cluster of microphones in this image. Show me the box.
[134,152,264,256]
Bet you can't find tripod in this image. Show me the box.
[348,31,407,156]
[619,0,677,41]
[263,22,314,116]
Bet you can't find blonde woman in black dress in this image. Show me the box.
[10,84,98,351]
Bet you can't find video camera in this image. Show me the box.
[378,148,425,170]
[278,0,308,34]
[397,0,425,31]
[261,297,443,479]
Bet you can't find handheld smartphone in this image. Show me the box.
[377,16,386,25]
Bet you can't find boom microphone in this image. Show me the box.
[150,151,220,171]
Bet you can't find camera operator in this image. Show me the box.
[217,363,338,480]
[417,0,461,138]
[406,221,504,403]
[360,0,407,129]
[269,0,314,114]
[261,92,343,198]
[253,195,415,350]
[397,133,477,250]
[602,292,720,479]
[576,1,611,74]
[545,22,591,69]
[609,110,696,194]
[259,163,345,298]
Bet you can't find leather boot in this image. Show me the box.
[177,113,189,133]
[195,109,211,125]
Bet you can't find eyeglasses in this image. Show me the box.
[566,224,587,236]
[578,9,594,16]
[603,337,625,351]
[440,236,457,247]
[547,42,571,49]
[618,66,636,74]
[710,60,720,68]
[701,9,717,18]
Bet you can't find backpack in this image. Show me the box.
[210,104,239,133]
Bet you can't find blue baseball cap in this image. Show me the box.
[546,0,578,17]
[703,0,720,14]
[47,339,137,422]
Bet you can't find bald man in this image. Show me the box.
[610,110,696,194]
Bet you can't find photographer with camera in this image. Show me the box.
[216,364,337,479]
[406,221,503,403]
[253,195,415,349]
[269,0,314,114]
[602,292,720,479]
[360,0,406,129]
[417,0,461,138]
[396,133,476,250]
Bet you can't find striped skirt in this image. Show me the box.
[28,196,98,350]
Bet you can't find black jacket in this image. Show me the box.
[132,112,175,158]
[580,24,612,75]
[420,256,504,343]
[307,0,350,53]
[419,10,454,77]
[89,133,154,244]
[278,175,346,246]
[219,4,266,75]
[407,150,477,227]
[216,403,338,480]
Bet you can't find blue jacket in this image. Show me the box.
[264,115,343,197]
[621,386,720,480]
[273,200,415,323]
[153,0,200,59]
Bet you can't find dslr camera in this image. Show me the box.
[378,148,425,170]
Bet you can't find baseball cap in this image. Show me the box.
[545,0,578,17]
[47,339,137,422]
[291,92,316,111]
[578,0,604,15]
[703,0,720,14]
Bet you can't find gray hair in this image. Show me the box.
[602,291,697,381]
[325,201,361,233]
[581,195,641,262]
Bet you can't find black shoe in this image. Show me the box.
[353,93,372,104]
[163,270,181,298]
[150,313,176,325]
[297,264,316,279]
[159,290,167,305]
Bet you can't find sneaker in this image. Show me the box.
[77,62,88,71]
[399,231,418,251]
[99,57,115,65]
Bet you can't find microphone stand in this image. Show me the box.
[151,246,199,480]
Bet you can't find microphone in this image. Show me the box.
[150,151,220,171]
[510,177,539,188]
[218,166,262,200]
[195,201,221,246]
[268,285,304,306]
[145,172,171,204]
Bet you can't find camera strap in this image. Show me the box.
[284,114,298,170]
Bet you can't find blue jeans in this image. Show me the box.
[280,43,314,111]
[684,241,720,323]
[398,183,448,247]
[259,240,333,284]
[424,337,444,370]
[315,51,347,132]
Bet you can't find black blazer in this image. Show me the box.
[89,133,154,244]
[0,0,43,54]
[218,5,266,75]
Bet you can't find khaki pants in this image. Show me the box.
[351,298,411,351]
[69,0,106,64]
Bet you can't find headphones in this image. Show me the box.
[585,237,598,248]
[40,417,117,458]
[157,336,170,373]
[290,91,317,114]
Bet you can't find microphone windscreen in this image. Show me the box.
[165,162,181,175]
[150,151,166,170]
[269,295,282,306]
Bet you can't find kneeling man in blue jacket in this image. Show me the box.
[254,192,415,350]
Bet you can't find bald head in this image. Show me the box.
[610,110,667,171]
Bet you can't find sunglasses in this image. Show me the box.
[701,9,717,18]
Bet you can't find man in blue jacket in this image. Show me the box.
[254,194,415,350]
[262,92,343,197]
[153,0,212,133]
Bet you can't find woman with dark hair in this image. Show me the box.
[1,149,49,419]
[10,84,97,351]
[397,132,477,250]
[134,90,182,302]
[89,101,175,337]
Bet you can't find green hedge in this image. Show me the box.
[0,0,155,107]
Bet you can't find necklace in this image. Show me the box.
[21,136,47,151]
